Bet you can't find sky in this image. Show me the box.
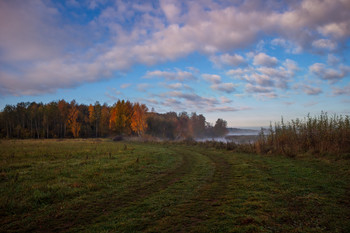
[0,0,350,127]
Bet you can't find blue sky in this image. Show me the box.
[0,0,349,127]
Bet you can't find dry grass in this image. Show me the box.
[254,112,350,158]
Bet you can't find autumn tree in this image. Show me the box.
[67,101,81,138]
[131,103,148,136]
[109,100,133,135]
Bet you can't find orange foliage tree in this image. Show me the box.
[67,101,81,138]
[109,100,133,135]
[131,103,148,136]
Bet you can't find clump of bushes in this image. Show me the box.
[255,112,350,157]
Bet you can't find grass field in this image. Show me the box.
[1,139,350,232]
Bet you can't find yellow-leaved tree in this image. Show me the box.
[131,103,148,136]
[67,101,81,138]
[109,100,133,135]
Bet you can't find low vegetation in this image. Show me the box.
[254,112,350,158]
[1,139,350,232]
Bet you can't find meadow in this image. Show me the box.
[1,139,350,232]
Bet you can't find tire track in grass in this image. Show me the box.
[17,144,195,233]
[75,145,215,232]
[146,147,232,232]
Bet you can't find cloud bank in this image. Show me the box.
[0,0,349,98]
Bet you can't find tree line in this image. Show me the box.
[0,100,228,139]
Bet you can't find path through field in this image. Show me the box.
[1,140,349,232]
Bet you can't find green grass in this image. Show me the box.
[1,139,349,232]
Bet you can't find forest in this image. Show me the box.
[0,100,228,139]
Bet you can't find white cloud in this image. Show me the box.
[132,3,154,13]
[120,83,131,89]
[105,87,122,101]
[243,73,274,87]
[271,38,302,54]
[0,1,64,63]
[301,84,323,95]
[165,83,183,89]
[309,63,350,83]
[220,96,232,104]
[253,53,278,67]
[256,65,295,89]
[210,53,246,67]
[1,0,350,96]
[137,83,150,91]
[283,59,299,73]
[327,54,340,66]
[332,84,350,96]
[257,92,278,100]
[245,84,272,93]
[312,39,337,50]
[318,22,350,39]
[164,98,181,105]
[271,38,287,47]
[88,0,106,10]
[160,0,182,23]
[227,58,298,96]
[226,68,250,78]
[202,74,222,84]
[144,70,197,81]
[210,83,237,94]
[162,82,192,90]
[142,98,160,105]
[257,93,278,99]
[166,91,220,110]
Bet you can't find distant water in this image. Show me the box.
[195,127,268,144]
[227,127,268,136]
[196,137,230,143]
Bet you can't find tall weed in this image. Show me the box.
[255,112,350,157]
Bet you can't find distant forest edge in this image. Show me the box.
[1,101,350,157]
[0,100,228,139]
